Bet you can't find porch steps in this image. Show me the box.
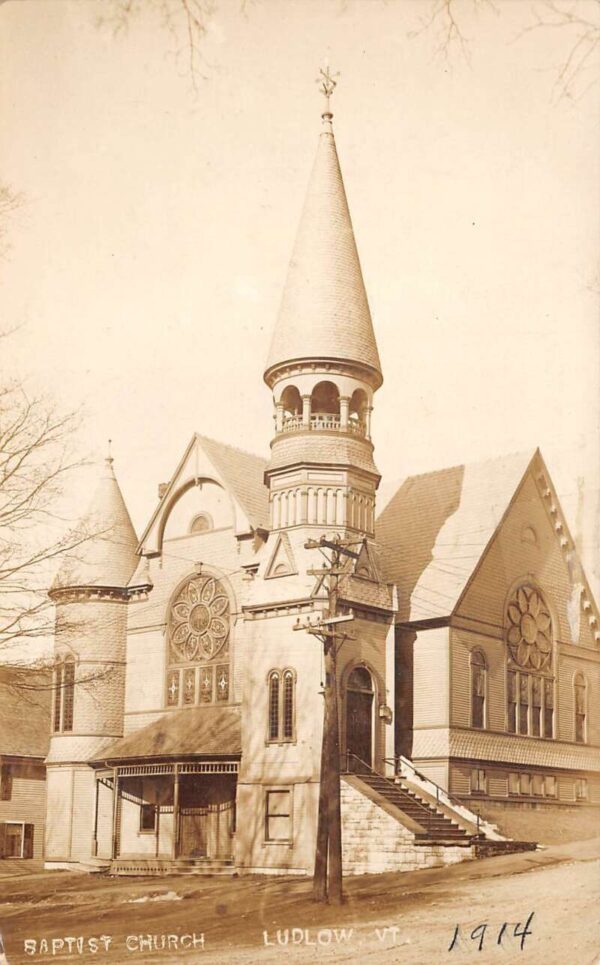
[353,772,476,845]
[109,858,236,877]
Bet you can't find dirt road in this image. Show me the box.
[0,839,598,964]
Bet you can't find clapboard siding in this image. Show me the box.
[0,763,46,859]
[557,654,600,745]
[413,626,449,729]
[451,629,505,731]
[70,768,95,860]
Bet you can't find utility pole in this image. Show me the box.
[294,534,359,904]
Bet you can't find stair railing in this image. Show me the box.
[385,756,481,834]
[342,751,451,826]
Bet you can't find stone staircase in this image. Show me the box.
[355,771,476,845]
[108,857,236,876]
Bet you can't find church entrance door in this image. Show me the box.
[345,666,374,772]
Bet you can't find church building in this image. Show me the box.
[44,85,600,876]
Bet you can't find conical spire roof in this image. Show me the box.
[265,111,382,386]
[51,456,139,592]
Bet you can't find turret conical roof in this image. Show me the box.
[265,115,382,386]
[51,457,139,592]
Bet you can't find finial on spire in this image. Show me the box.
[106,438,114,468]
[316,65,339,127]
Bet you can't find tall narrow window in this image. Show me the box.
[268,672,280,741]
[518,674,529,735]
[53,664,63,733]
[574,674,587,743]
[62,659,75,732]
[543,678,554,739]
[507,671,517,733]
[531,677,542,737]
[470,651,486,729]
[283,670,294,740]
[267,668,296,743]
[265,789,292,842]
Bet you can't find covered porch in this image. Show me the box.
[92,706,241,872]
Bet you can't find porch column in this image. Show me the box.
[92,776,100,857]
[172,765,180,860]
[111,768,120,860]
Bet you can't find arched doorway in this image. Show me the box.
[345,666,374,771]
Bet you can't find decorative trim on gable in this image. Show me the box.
[264,532,298,579]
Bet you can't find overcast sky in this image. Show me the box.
[1,0,598,592]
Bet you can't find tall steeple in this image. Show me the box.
[264,72,382,537]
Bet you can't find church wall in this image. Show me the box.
[45,766,73,861]
[337,613,391,772]
[54,599,128,738]
[412,626,450,730]
[455,470,597,651]
[95,778,113,859]
[124,525,244,727]
[69,767,96,861]
[235,610,324,872]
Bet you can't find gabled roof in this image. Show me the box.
[195,435,269,531]
[0,665,51,758]
[95,706,241,763]
[51,458,139,592]
[376,450,537,624]
[138,434,269,553]
[264,116,382,385]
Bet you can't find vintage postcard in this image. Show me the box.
[0,1,598,962]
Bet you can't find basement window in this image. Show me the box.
[470,768,487,795]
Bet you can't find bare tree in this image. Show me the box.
[98,0,218,91]
[412,0,600,100]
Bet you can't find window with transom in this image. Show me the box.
[470,650,486,729]
[165,573,230,708]
[505,585,554,739]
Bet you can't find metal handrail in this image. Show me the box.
[385,756,481,833]
[342,751,447,824]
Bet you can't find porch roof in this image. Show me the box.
[94,706,241,764]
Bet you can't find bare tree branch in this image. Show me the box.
[98,0,219,92]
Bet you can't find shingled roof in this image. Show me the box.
[265,115,382,385]
[376,450,536,624]
[95,706,241,762]
[195,435,269,531]
[0,665,51,758]
[51,457,139,592]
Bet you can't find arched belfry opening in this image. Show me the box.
[311,380,340,429]
[349,388,368,435]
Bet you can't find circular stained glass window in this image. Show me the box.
[168,574,229,663]
[506,584,552,671]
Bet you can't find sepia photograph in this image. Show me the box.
[0,0,599,962]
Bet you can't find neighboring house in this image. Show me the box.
[0,665,50,860]
[40,95,599,877]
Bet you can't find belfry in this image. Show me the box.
[38,76,599,876]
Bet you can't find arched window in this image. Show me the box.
[505,584,554,739]
[189,512,213,535]
[349,389,368,436]
[267,668,296,743]
[165,573,230,708]
[574,673,587,743]
[470,650,486,729]
[52,657,75,733]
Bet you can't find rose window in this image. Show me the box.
[506,585,552,670]
[168,575,229,663]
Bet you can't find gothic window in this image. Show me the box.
[267,668,296,743]
[470,650,486,729]
[505,585,554,739]
[574,673,587,744]
[52,658,75,733]
[165,573,230,708]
